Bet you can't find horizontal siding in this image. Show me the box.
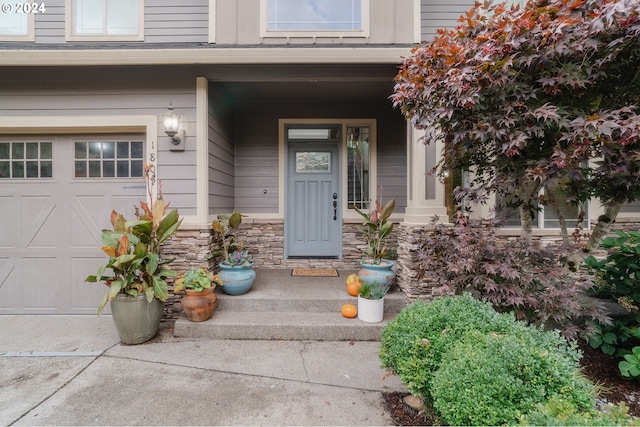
[23,0,418,46]
[421,0,475,41]
[208,84,235,213]
[29,0,208,44]
[34,0,65,43]
[233,99,407,215]
[0,66,199,215]
[145,0,208,43]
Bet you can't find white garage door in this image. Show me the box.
[0,135,146,314]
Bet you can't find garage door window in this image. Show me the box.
[0,142,53,179]
[75,140,143,178]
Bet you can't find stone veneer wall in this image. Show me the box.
[160,220,401,321]
[396,224,439,301]
[396,218,640,303]
[161,226,212,322]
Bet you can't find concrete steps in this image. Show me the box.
[173,268,408,341]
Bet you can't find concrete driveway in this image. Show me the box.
[0,316,406,426]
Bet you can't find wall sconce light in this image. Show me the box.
[163,103,185,151]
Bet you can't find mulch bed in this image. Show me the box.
[383,341,640,426]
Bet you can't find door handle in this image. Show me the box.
[333,200,337,221]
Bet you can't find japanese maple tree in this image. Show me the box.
[393,0,640,251]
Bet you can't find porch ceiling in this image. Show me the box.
[206,64,399,102]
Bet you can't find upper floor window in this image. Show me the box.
[66,0,143,41]
[0,1,35,41]
[261,0,368,38]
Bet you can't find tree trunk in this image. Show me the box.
[565,202,623,271]
[520,205,534,234]
[587,202,623,252]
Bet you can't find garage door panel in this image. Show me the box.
[27,199,58,249]
[0,135,146,314]
[71,257,111,314]
[0,196,18,248]
[22,257,60,311]
[0,259,18,311]
[70,199,104,248]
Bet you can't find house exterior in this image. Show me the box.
[1,0,638,316]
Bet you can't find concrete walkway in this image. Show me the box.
[0,315,407,426]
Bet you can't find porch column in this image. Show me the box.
[402,123,448,225]
[397,123,448,301]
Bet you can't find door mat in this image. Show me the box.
[291,268,339,277]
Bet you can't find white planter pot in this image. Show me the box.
[357,295,385,323]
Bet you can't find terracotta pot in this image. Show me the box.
[181,287,217,322]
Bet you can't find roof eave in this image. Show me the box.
[0,46,414,66]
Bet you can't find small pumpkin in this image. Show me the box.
[346,274,362,296]
[341,303,358,318]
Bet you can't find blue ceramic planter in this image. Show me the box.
[218,262,256,295]
[357,259,395,288]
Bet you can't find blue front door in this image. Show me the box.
[286,126,341,258]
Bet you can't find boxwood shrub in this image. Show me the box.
[430,326,595,426]
[379,293,517,399]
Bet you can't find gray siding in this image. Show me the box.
[29,0,208,44]
[145,0,208,44]
[24,0,417,46]
[233,100,407,214]
[208,85,235,214]
[0,66,199,215]
[34,0,65,43]
[621,200,640,213]
[421,0,475,41]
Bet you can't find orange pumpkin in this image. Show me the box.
[346,274,362,296]
[341,303,357,318]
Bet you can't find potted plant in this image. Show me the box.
[211,209,256,295]
[357,280,390,323]
[353,194,396,287]
[173,268,222,322]
[85,165,182,344]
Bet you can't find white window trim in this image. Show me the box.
[65,0,144,42]
[259,0,370,39]
[0,2,35,42]
[278,118,376,220]
[208,0,216,44]
[0,115,158,200]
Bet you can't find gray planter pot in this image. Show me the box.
[110,294,163,344]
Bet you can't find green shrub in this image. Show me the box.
[520,396,639,426]
[584,230,640,307]
[431,326,595,426]
[379,293,517,399]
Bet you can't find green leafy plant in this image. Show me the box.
[353,194,395,263]
[211,209,253,266]
[358,280,390,300]
[520,396,638,426]
[379,294,517,400]
[587,318,640,357]
[431,327,595,426]
[173,268,222,293]
[85,167,182,314]
[619,346,640,379]
[585,231,640,306]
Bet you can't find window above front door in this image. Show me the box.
[260,0,369,38]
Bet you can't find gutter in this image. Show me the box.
[0,46,414,67]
